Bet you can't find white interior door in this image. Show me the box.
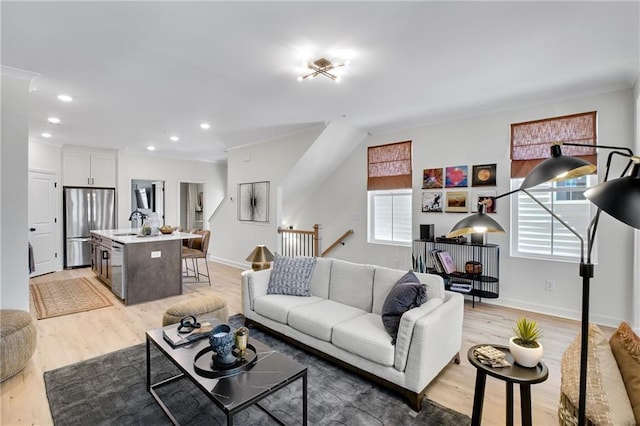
[29,170,58,277]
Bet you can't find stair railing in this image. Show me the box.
[277,224,320,257]
[277,224,354,258]
[321,229,354,257]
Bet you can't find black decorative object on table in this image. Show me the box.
[208,323,236,366]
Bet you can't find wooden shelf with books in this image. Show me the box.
[412,240,500,307]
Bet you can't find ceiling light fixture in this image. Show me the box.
[47,117,61,125]
[147,146,156,151]
[169,136,179,142]
[41,132,52,138]
[200,123,210,130]
[57,94,73,102]
[298,58,347,82]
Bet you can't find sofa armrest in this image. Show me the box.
[241,268,272,313]
[402,291,464,393]
[394,298,444,371]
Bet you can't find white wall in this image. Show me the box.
[210,127,322,268]
[1,73,33,310]
[116,152,227,231]
[293,89,636,328]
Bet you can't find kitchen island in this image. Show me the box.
[90,229,200,305]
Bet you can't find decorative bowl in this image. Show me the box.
[159,226,174,234]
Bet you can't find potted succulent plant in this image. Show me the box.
[508,317,543,368]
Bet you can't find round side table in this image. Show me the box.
[467,344,548,426]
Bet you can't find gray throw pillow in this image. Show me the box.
[267,255,317,296]
[381,270,427,344]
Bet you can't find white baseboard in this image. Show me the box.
[208,255,249,271]
[479,296,626,329]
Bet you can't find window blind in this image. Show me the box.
[367,141,412,190]
[510,111,597,178]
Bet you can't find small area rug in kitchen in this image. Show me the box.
[44,314,471,425]
[30,277,112,319]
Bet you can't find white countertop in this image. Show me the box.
[91,228,201,244]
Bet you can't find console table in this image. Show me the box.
[412,240,499,307]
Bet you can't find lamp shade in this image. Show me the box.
[520,144,597,189]
[584,161,640,229]
[446,204,506,238]
[245,245,274,263]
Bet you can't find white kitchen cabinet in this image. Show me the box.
[62,148,116,187]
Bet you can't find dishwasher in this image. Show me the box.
[111,242,125,299]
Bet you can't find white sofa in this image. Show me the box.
[241,257,464,411]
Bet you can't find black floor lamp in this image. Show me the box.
[448,142,640,426]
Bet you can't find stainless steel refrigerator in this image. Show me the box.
[64,187,116,268]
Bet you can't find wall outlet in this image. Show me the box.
[151,251,161,258]
[545,279,555,292]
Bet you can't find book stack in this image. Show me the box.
[163,321,214,348]
[450,283,472,293]
[429,249,456,274]
[473,345,511,368]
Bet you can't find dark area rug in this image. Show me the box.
[44,314,470,425]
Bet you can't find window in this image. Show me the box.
[368,190,412,245]
[510,176,597,261]
[367,141,412,246]
[510,112,598,262]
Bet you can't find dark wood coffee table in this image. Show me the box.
[146,326,307,425]
[468,344,548,426]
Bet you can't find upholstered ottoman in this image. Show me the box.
[162,295,228,326]
[1,310,37,382]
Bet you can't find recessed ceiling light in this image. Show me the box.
[41,132,52,138]
[57,94,73,102]
[169,136,179,142]
[200,123,210,130]
[147,146,156,151]
[47,117,61,125]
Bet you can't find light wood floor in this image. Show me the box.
[1,262,606,425]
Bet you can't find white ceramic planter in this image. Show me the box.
[508,336,543,368]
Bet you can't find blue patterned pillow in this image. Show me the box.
[267,255,317,296]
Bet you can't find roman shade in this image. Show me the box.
[510,112,597,178]
[367,141,412,190]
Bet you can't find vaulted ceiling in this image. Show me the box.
[2,1,638,163]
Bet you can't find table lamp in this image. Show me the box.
[246,245,275,271]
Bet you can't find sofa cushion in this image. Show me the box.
[560,324,635,425]
[267,255,316,296]
[381,271,427,343]
[609,321,640,424]
[332,313,395,366]
[287,299,366,342]
[253,295,324,324]
[373,268,445,315]
[309,257,332,299]
[328,259,375,312]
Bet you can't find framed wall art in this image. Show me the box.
[422,168,443,189]
[238,181,269,222]
[445,191,469,213]
[422,191,443,212]
[471,190,497,213]
[472,163,497,187]
[445,165,468,188]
